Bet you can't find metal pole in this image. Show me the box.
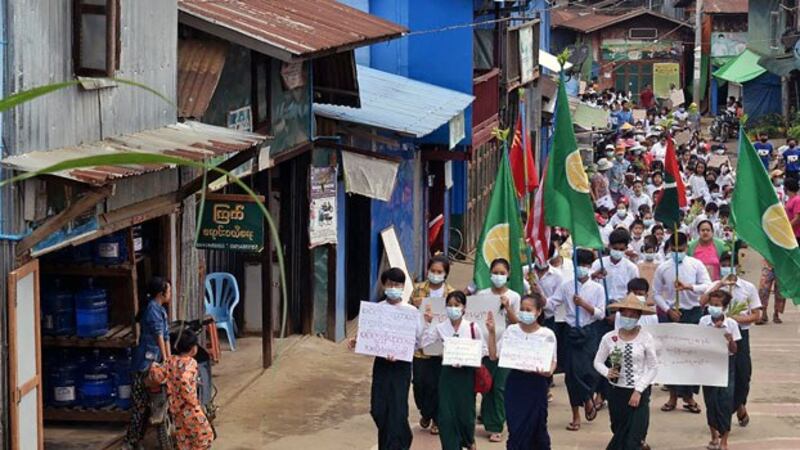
[692,0,704,104]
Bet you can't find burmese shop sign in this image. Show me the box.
[196,194,265,252]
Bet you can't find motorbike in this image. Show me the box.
[149,318,218,450]
[709,111,739,142]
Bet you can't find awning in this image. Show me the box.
[177,0,407,62]
[0,121,267,185]
[713,49,767,84]
[313,65,474,138]
[539,50,573,73]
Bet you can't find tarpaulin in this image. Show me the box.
[713,49,767,84]
[341,151,399,201]
[743,72,782,120]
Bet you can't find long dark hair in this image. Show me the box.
[136,276,170,322]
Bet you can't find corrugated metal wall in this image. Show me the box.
[5,0,177,156]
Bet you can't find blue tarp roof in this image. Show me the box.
[313,65,474,138]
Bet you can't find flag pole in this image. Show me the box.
[674,223,681,311]
[520,94,535,293]
[574,246,580,328]
[729,229,737,294]
[599,249,610,309]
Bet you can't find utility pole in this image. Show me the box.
[692,0,703,104]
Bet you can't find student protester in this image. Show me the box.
[591,229,640,409]
[124,277,172,449]
[476,258,520,442]
[699,290,741,450]
[548,249,607,431]
[704,253,761,427]
[421,292,490,450]
[489,293,556,450]
[781,138,800,179]
[653,232,712,414]
[410,255,456,435]
[688,220,727,281]
[629,180,653,219]
[629,220,647,258]
[348,268,422,450]
[614,278,659,330]
[594,293,659,450]
[148,329,214,450]
[754,133,774,169]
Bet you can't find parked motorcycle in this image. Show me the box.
[148,318,218,450]
[709,111,739,142]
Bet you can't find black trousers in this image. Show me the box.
[733,329,752,412]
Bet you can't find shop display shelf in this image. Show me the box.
[43,325,136,349]
[41,262,135,278]
[44,405,131,422]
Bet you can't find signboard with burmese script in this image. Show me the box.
[196,193,265,252]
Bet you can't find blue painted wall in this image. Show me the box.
[335,177,347,340]
[369,0,473,146]
[338,0,372,66]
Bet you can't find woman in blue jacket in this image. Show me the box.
[123,277,172,448]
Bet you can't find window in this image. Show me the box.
[251,52,272,133]
[770,10,781,50]
[629,28,658,40]
[73,0,120,77]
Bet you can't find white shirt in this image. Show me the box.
[653,256,712,311]
[698,315,742,355]
[629,235,646,256]
[548,277,606,328]
[379,300,425,348]
[421,318,488,356]
[499,325,558,366]
[646,183,664,198]
[629,192,653,216]
[706,278,762,331]
[593,329,658,392]
[477,288,521,337]
[523,268,563,319]
[688,175,710,202]
[429,286,445,298]
[549,257,574,282]
[608,212,635,230]
[652,142,667,162]
[591,256,640,301]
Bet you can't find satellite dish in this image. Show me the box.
[567,44,590,66]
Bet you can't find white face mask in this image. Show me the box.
[428,272,445,285]
[619,316,639,330]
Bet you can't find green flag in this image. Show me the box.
[544,73,603,249]
[731,128,800,303]
[473,148,525,294]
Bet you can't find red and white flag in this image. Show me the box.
[526,159,550,265]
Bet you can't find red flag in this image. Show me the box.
[653,137,687,229]
[509,114,539,198]
[526,159,550,265]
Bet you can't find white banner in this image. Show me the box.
[419,295,505,356]
[355,302,419,362]
[442,337,483,368]
[642,323,729,387]
[498,333,555,372]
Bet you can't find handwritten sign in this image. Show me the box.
[642,323,729,387]
[419,295,505,356]
[196,194,265,252]
[498,333,555,372]
[442,337,483,368]
[670,89,686,108]
[355,302,419,363]
[632,109,647,122]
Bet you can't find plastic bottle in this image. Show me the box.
[75,278,109,337]
[79,349,114,408]
[113,348,134,410]
[50,350,80,407]
[94,232,128,265]
[42,279,75,336]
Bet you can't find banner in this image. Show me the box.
[196,193,265,252]
[309,166,337,247]
[572,103,609,130]
[711,32,747,58]
[355,301,419,363]
[442,338,483,368]
[642,323,729,387]
[498,332,555,372]
[419,295,505,356]
[653,63,680,98]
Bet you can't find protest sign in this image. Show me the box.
[498,333,555,372]
[632,109,647,122]
[442,337,483,368]
[573,104,609,130]
[419,295,505,356]
[642,323,729,387]
[669,89,686,108]
[674,129,692,147]
[355,301,419,362]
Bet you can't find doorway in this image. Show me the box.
[345,194,371,320]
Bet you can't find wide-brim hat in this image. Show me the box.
[608,293,656,315]
[597,158,614,171]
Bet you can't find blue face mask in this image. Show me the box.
[643,219,655,227]
[619,316,639,330]
[708,305,724,318]
[518,311,537,325]
[643,253,656,262]
[446,306,463,321]
[576,266,591,279]
[491,274,508,288]
[610,249,625,260]
[428,272,445,285]
[720,267,734,278]
[385,287,404,302]
[674,251,686,263]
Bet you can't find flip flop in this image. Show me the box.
[430,424,439,435]
[738,413,750,427]
[682,403,702,414]
[585,402,598,422]
[419,417,431,429]
[661,403,677,412]
[565,422,581,431]
[488,433,503,443]
[707,441,720,450]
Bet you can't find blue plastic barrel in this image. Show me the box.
[42,279,75,336]
[50,351,80,407]
[79,350,114,408]
[94,232,128,265]
[113,348,133,410]
[75,279,109,337]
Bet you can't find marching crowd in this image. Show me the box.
[349,106,800,450]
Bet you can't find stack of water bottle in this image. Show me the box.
[43,347,134,410]
[42,277,110,338]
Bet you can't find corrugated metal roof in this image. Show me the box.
[553,8,691,34]
[178,39,229,119]
[177,0,407,62]
[313,65,474,138]
[0,122,266,185]
[706,0,748,14]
